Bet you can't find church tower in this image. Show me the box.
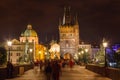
[59,6,80,59]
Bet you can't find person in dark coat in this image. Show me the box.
[45,61,52,80]
[6,61,14,78]
[52,61,61,80]
[39,60,43,71]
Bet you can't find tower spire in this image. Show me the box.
[63,7,66,25]
[45,34,48,43]
[75,13,78,25]
[62,6,72,25]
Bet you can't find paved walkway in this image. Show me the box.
[6,65,111,80]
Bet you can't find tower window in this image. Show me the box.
[16,53,20,56]
[32,39,34,42]
[63,34,66,37]
[65,40,70,47]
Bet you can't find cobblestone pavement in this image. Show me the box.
[6,65,111,80]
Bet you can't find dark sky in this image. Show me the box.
[0,0,120,45]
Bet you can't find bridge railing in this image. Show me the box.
[0,64,34,80]
[86,64,120,80]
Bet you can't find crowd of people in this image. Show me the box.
[6,59,75,80]
[34,59,75,80]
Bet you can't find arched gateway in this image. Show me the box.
[63,53,72,59]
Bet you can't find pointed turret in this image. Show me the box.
[62,6,72,25]
[75,13,78,25]
[63,7,66,25]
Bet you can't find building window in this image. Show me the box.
[32,39,34,42]
[66,40,70,47]
[66,44,69,47]
[16,53,18,56]
[16,53,20,56]
[10,53,12,56]
[70,34,72,36]
[63,34,65,37]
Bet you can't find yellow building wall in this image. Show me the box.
[35,44,46,61]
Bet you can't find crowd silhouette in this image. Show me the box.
[34,59,75,80]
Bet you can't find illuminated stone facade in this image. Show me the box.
[19,24,39,62]
[5,39,25,64]
[59,7,80,58]
[6,24,45,64]
[20,24,38,44]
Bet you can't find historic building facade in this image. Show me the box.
[6,24,46,64]
[19,24,39,63]
[59,7,80,59]
[5,39,25,64]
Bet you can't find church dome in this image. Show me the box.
[21,24,38,37]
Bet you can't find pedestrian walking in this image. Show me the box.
[39,60,43,71]
[52,61,61,80]
[69,59,74,70]
[44,61,52,80]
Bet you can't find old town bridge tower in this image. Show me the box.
[59,6,80,59]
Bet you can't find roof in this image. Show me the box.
[21,24,38,37]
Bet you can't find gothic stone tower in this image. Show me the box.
[59,7,80,59]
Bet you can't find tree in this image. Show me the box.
[0,47,7,65]
[78,48,91,64]
[114,48,120,67]
[95,44,105,64]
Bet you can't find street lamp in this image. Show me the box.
[103,41,108,67]
[7,41,12,61]
[85,49,88,53]
[85,49,89,64]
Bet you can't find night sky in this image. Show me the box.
[0,0,120,45]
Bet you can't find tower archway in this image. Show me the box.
[63,53,72,59]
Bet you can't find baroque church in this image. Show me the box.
[5,24,46,64]
[59,6,80,59]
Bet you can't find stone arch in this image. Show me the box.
[63,53,72,59]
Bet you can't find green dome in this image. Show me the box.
[21,24,38,37]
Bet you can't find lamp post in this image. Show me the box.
[103,40,108,76]
[103,41,108,67]
[85,49,88,64]
[7,41,12,61]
